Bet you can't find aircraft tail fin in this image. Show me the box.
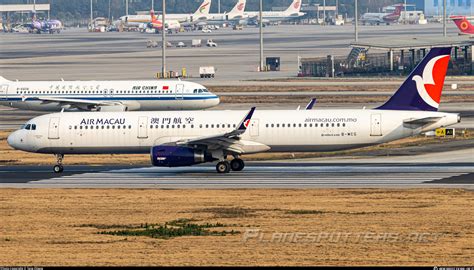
[194,0,212,17]
[391,4,403,16]
[229,0,246,16]
[450,16,474,34]
[376,47,452,112]
[284,0,302,14]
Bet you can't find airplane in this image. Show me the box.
[159,0,212,26]
[28,11,62,34]
[360,3,403,25]
[450,15,474,36]
[244,0,305,25]
[147,10,181,33]
[7,47,460,174]
[206,0,248,26]
[0,77,219,112]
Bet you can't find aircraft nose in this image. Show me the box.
[7,130,25,151]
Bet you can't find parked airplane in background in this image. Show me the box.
[147,10,181,32]
[29,11,62,34]
[163,0,212,26]
[207,0,247,25]
[245,0,305,24]
[0,76,219,112]
[7,48,460,174]
[450,15,474,36]
[360,3,403,25]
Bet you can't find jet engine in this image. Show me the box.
[150,145,214,167]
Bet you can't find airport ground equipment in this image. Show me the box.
[192,39,202,47]
[266,57,281,71]
[199,66,215,78]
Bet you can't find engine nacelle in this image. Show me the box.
[150,145,213,167]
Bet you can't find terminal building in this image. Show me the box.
[409,0,473,16]
[299,37,474,77]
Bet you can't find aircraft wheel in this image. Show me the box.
[216,161,231,174]
[230,158,245,171]
[53,165,64,173]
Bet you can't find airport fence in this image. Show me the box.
[299,47,473,77]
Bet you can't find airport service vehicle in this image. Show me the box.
[207,0,248,25]
[202,28,212,33]
[0,77,219,112]
[29,12,62,34]
[199,66,216,78]
[8,48,460,174]
[206,39,218,47]
[244,0,305,24]
[450,16,474,36]
[192,39,202,47]
[360,4,403,25]
[177,42,186,48]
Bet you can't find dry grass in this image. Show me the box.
[0,188,472,266]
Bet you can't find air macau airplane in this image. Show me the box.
[0,77,219,111]
[8,47,460,173]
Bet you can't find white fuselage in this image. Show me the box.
[244,11,305,22]
[7,109,459,155]
[0,80,219,111]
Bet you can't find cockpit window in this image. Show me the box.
[198,89,203,93]
[31,124,36,130]
[25,124,31,130]
[203,89,209,93]
[193,89,198,94]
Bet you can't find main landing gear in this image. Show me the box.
[216,157,245,173]
[53,154,64,173]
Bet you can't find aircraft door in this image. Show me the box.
[138,116,148,139]
[370,114,382,136]
[175,84,184,100]
[0,84,7,100]
[249,119,259,137]
[48,117,60,139]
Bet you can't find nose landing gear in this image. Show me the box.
[53,154,64,173]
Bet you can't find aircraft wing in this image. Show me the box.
[175,107,262,154]
[23,96,122,109]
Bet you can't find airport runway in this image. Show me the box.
[0,162,472,189]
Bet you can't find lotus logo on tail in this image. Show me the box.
[412,55,450,109]
[460,20,469,31]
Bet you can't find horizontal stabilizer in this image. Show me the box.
[403,116,442,126]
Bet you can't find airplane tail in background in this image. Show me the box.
[451,16,474,34]
[376,47,452,112]
[391,4,403,16]
[194,0,212,17]
[229,0,246,16]
[284,0,302,14]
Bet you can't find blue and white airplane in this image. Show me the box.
[0,77,219,111]
[7,47,460,173]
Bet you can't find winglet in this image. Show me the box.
[237,107,256,131]
[305,98,317,110]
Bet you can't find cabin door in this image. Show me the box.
[138,116,148,139]
[0,85,7,100]
[175,84,184,100]
[249,119,259,137]
[48,117,60,139]
[370,114,382,136]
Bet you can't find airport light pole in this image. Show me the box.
[90,0,93,26]
[354,0,358,42]
[152,0,154,11]
[126,0,129,16]
[259,0,264,71]
[218,0,221,14]
[162,0,166,76]
[323,0,326,25]
[443,0,447,37]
